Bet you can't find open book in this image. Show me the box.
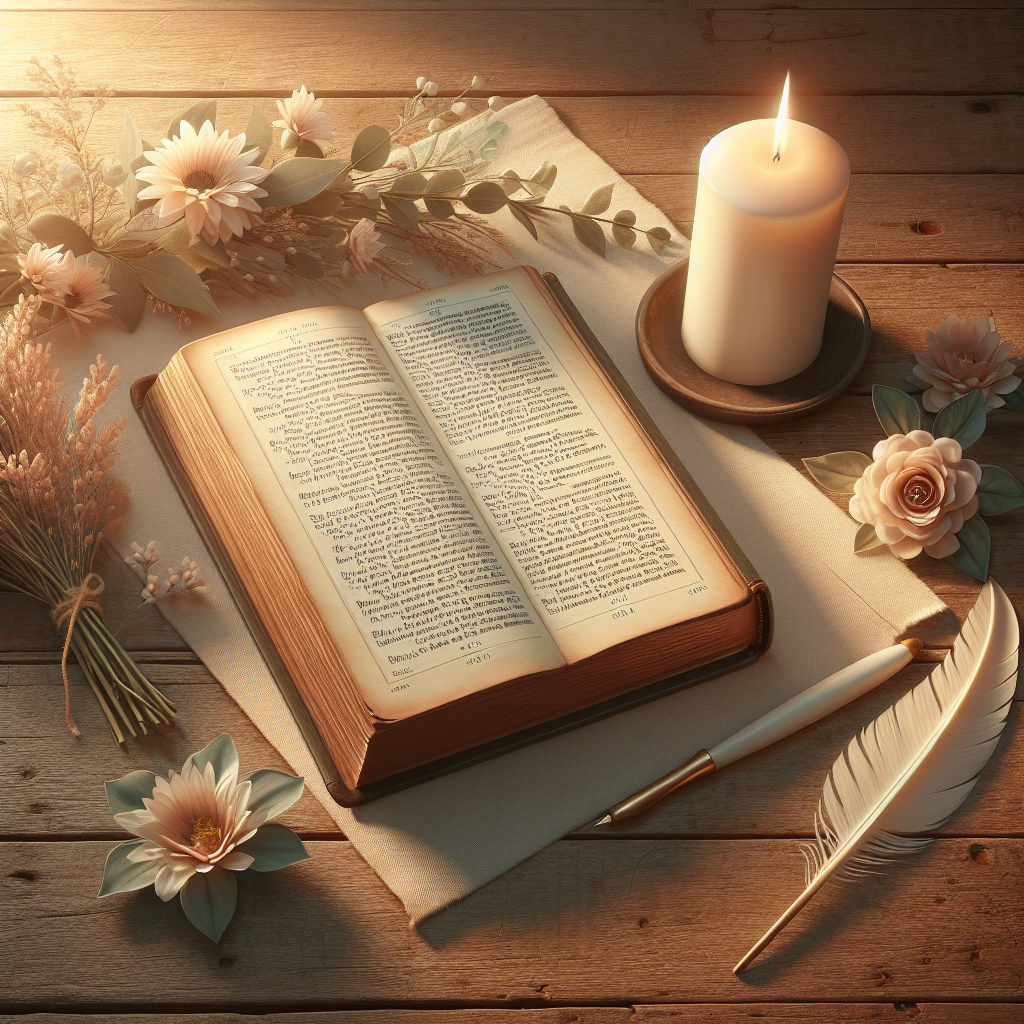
[134,267,771,804]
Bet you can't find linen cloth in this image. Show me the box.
[49,96,945,922]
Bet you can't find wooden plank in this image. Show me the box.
[2,837,1020,1005]
[0,665,340,839]
[4,662,1020,840]
[0,10,1020,96]
[1,1008,1022,1024]
[627,174,1024,262]
[3,94,1021,174]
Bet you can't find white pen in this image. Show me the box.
[594,638,923,825]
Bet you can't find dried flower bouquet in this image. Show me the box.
[1,61,672,333]
[0,294,175,740]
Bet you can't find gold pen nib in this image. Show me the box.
[594,815,613,827]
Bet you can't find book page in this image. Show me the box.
[366,269,749,664]
[181,307,564,719]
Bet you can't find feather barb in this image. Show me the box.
[735,580,1019,973]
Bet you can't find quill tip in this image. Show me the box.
[594,815,613,827]
[898,637,923,658]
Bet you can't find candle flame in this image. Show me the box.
[772,72,790,163]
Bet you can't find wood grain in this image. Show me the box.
[1,10,1021,96]
[3,663,1020,840]
[3,94,1021,174]
[628,175,1024,262]
[1,1009,1022,1024]
[2,838,1020,1006]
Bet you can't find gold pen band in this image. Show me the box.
[606,749,717,822]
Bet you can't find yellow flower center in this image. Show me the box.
[182,170,219,192]
[190,815,222,855]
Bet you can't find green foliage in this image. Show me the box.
[462,181,507,215]
[570,213,606,258]
[180,866,237,944]
[237,823,310,872]
[129,252,221,318]
[872,385,921,436]
[104,257,147,330]
[801,451,873,493]
[945,514,990,582]
[103,770,157,814]
[243,104,273,165]
[97,841,159,897]
[854,523,885,553]
[350,125,391,171]
[260,158,347,209]
[28,213,94,254]
[977,465,1024,516]
[932,389,986,449]
[581,183,614,216]
[166,99,217,141]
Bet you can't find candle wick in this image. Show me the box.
[773,151,781,163]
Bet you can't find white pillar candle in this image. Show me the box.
[681,77,850,386]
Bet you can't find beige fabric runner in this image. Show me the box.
[50,96,945,922]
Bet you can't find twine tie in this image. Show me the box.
[51,572,105,738]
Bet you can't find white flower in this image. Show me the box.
[450,101,469,118]
[99,735,308,943]
[470,75,485,90]
[18,243,75,304]
[425,81,438,97]
[273,86,337,152]
[848,430,982,560]
[912,314,1021,412]
[60,162,87,192]
[136,120,269,245]
[100,157,128,187]
[415,75,427,90]
[428,117,447,134]
[54,256,116,324]
[12,152,39,176]
[488,96,507,111]
[346,218,385,278]
[126,540,161,573]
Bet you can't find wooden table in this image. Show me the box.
[1,2,1022,1021]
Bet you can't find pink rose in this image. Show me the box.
[848,430,981,560]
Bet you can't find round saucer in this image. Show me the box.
[636,260,871,425]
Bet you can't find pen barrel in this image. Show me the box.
[709,643,914,768]
[609,749,716,821]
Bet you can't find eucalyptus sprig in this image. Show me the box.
[2,65,674,333]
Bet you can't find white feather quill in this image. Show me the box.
[735,579,1019,973]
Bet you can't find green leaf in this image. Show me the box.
[977,464,1024,516]
[612,222,636,249]
[424,169,464,217]
[184,733,239,783]
[802,451,873,493]
[0,276,24,304]
[872,384,922,436]
[932,388,986,449]
[236,823,310,873]
[97,840,159,897]
[945,514,990,582]
[130,252,221,318]
[189,237,231,269]
[581,183,614,216]
[294,139,324,159]
[646,226,671,253]
[508,202,538,240]
[244,769,305,818]
[426,168,465,196]
[350,125,391,172]
[530,161,557,190]
[28,213,94,255]
[243,104,273,165]
[381,195,420,232]
[117,108,145,213]
[166,99,216,142]
[104,256,147,331]
[613,210,636,226]
[285,247,325,278]
[292,191,343,218]
[104,769,157,815]
[461,181,506,215]
[1001,387,1024,411]
[570,215,606,258]
[179,865,236,943]
[260,158,347,209]
[391,171,427,196]
[854,522,885,553]
[499,170,522,196]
